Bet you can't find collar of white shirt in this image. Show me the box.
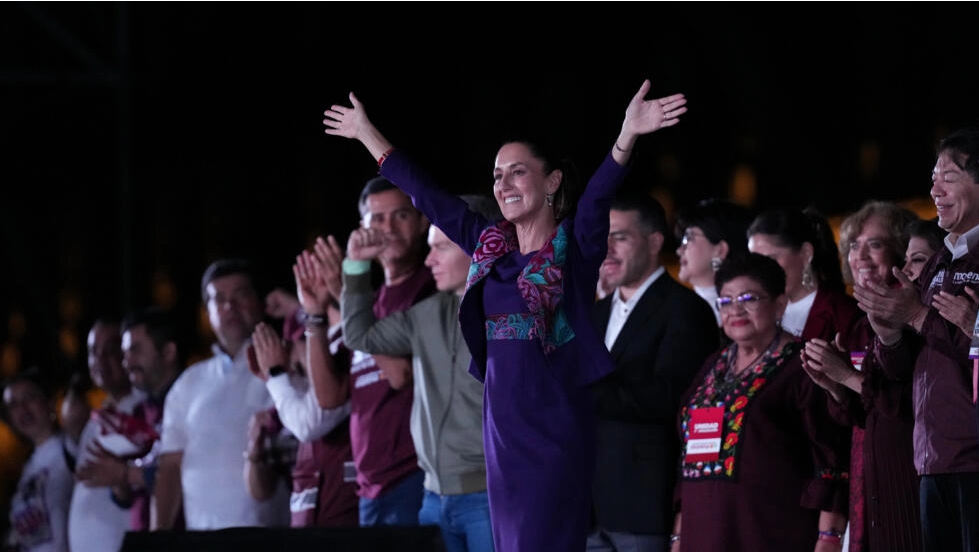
[611,266,666,312]
[945,222,979,260]
[606,267,665,350]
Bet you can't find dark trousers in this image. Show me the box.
[919,472,979,551]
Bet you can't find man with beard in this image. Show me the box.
[589,192,717,551]
[76,307,186,533]
[68,318,145,551]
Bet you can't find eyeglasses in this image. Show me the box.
[680,229,705,247]
[715,292,769,313]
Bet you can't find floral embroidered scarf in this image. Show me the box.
[680,341,800,481]
[466,219,574,353]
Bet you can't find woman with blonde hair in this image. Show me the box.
[803,200,921,551]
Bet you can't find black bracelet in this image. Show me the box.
[268,364,286,378]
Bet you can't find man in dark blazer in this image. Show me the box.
[588,192,718,551]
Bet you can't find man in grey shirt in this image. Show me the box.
[340,195,499,552]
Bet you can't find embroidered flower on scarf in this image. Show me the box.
[467,220,575,354]
[681,342,800,481]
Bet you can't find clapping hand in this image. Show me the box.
[250,322,288,381]
[313,235,344,303]
[932,285,979,338]
[852,267,924,342]
[76,442,127,488]
[801,336,852,403]
[294,249,334,316]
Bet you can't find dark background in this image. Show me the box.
[2,2,978,383]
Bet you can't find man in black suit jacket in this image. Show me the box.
[588,192,718,551]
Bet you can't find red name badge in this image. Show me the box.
[851,352,865,372]
[685,406,724,464]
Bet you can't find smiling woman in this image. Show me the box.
[673,252,850,551]
[802,200,921,551]
[323,79,687,551]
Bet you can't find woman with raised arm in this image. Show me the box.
[324,80,686,551]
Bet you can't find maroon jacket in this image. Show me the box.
[800,286,861,343]
[289,418,358,527]
[830,316,921,551]
[876,246,979,475]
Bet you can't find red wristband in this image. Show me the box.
[377,148,394,167]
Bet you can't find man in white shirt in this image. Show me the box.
[68,318,146,552]
[154,259,289,530]
[589,192,718,551]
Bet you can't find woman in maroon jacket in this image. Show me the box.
[748,207,861,343]
[802,201,922,551]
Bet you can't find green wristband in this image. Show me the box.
[342,258,371,275]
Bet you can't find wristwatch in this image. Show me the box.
[268,364,286,378]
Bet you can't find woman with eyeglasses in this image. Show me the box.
[747,207,861,344]
[801,201,922,552]
[674,198,756,326]
[670,252,850,552]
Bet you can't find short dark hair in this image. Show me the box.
[715,251,786,299]
[1,366,54,424]
[905,217,945,255]
[675,198,754,255]
[200,258,260,304]
[611,191,669,235]
[359,176,404,217]
[122,306,181,358]
[937,127,979,184]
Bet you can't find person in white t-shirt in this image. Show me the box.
[154,258,290,530]
[68,318,146,552]
[3,368,74,552]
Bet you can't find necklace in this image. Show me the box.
[723,333,782,382]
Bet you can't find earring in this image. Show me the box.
[802,262,815,290]
[711,256,722,272]
[545,193,554,207]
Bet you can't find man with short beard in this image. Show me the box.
[589,192,717,551]
[68,318,145,552]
